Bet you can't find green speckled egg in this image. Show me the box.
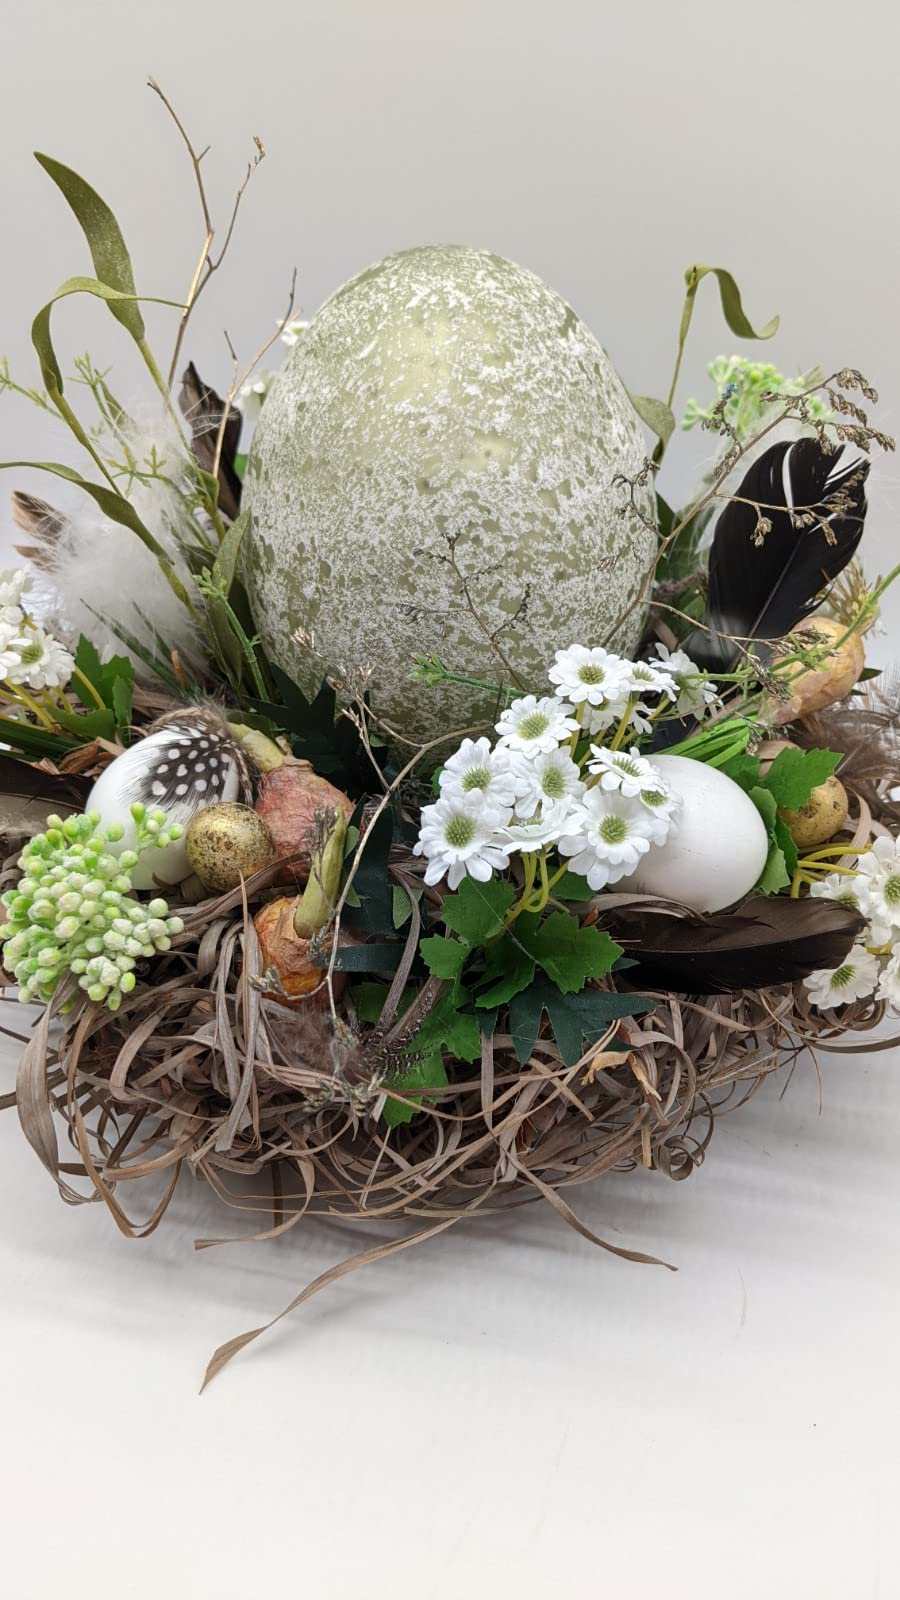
[243,245,656,741]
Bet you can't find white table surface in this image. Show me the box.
[2,1002,898,1599]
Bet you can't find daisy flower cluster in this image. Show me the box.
[0,568,74,694]
[805,836,900,1011]
[413,642,719,891]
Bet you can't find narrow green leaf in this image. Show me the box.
[630,393,675,451]
[31,276,181,399]
[685,264,779,342]
[0,458,174,568]
[35,152,146,341]
[391,882,421,929]
[211,507,250,595]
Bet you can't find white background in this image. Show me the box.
[2,3,900,1595]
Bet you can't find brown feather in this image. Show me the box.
[11,491,69,571]
[178,362,243,520]
[605,895,866,994]
[794,666,900,826]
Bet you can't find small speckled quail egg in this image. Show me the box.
[85,710,249,890]
[185,803,275,892]
[617,753,769,912]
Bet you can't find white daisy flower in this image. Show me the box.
[583,695,632,737]
[624,659,677,703]
[548,645,632,709]
[636,779,681,843]
[587,744,658,798]
[413,794,511,889]
[654,641,720,717]
[558,789,658,890]
[4,627,74,690]
[856,837,900,933]
[495,694,579,756]
[511,747,585,818]
[237,372,275,422]
[804,943,880,1009]
[502,799,583,853]
[439,737,517,811]
[281,318,310,348]
[809,873,865,915]
[876,953,900,1009]
[0,569,30,610]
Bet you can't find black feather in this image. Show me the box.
[178,363,243,520]
[685,438,868,669]
[606,895,866,994]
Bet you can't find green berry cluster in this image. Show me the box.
[0,804,185,1012]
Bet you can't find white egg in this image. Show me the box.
[617,753,769,913]
[86,720,244,891]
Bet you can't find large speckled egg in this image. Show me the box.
[243,245,657,742]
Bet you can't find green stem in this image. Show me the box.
[72,667,106,711]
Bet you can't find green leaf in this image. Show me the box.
[414,990,481,1062]
[350,980,411,1024]
[53,705,117,742]
[630,393,675,452]
[760,746,841,811]
[73,634,134,729]
[508,979,655,1067]
[233,452,248,481]
[211,508,249,596]
[383,1053,448,1128]
[719,752,761,792]
[749,785,791,895]
[31,276,181,399]
[35,153,146,342]
[320,942,404,973]
[774,814,799,881]
[391,882,421,929]
[0,716,77,760]
[516,913,622,994]
[342,807,396,934]
[475,935,536,1008]
[440,877,516,946]
[683,264,780,343]
[419,935,468,979]
[550,869,594,902]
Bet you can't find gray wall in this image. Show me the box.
[3,0,899,649]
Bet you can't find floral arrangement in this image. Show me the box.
[1,83,899,1384]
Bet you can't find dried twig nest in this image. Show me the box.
[5,808,895,1385]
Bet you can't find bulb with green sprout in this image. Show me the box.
[0,804,185,1012]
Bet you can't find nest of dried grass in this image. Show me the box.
[3,806,894,1382]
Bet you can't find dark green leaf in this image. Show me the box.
[508,979,654,1067]
[35,153,146,342]
[440,877,516,946]
[750,786,791,895]
[317,941,404,973]
[414,990,481,1062]
[516,912,622,993]
[383,1052,448,1127]
[760,746,841,810]
[551,869,594,902]
[343,807,396,934]
[0,717,77,760]
[419,935,468,979]
[475,934,536,1008]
